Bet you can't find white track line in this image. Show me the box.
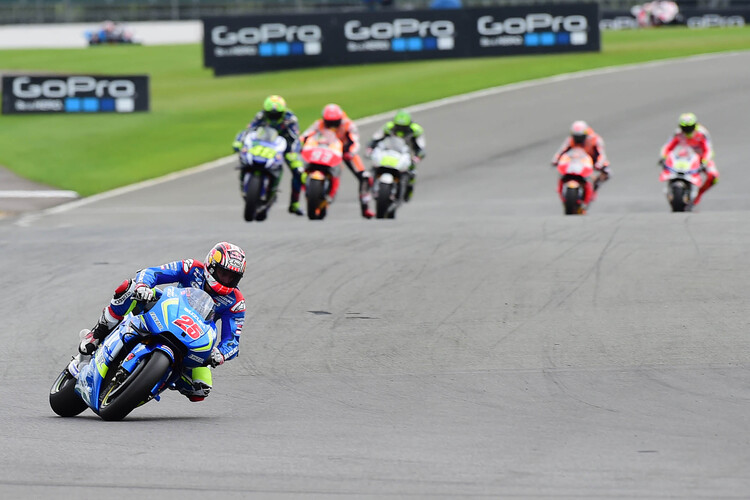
[15,50,744,227]
[0,190,78,198]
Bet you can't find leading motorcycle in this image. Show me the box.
[659,144,702,212]
[49,286,218,421]
[301,129,344,220]
[369,135,412,219]
[556,146,595,215]
[238,126,287,222]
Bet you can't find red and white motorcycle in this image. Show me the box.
[556,147,595,215]
[659,145,702,212]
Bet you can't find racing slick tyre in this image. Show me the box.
[307,179,327,220]
[669,182,688,212]
[98,350,171,421]
[49,368,89,417]
[376,183,392,219]
[244,174,263,222]
[564,186,582,215]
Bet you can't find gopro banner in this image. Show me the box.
[2,75,149,114]
[600,7,749,30]
[203,4,600,76]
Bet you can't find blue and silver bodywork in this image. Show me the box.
[74,286,217,412]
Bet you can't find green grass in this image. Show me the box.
[1,27,749,196]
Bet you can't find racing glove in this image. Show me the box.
[133,283,155,302]
[210,347,225,367]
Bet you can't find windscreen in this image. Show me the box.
[182,288,215,322]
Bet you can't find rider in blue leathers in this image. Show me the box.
[233,95,306,216]
[78,242,247,402]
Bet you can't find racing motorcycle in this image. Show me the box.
[556,147,595,215]
[659,145,702,212]
[49,286,218,421]
[238,126,287,222]
[301,129,344,220]
[369,135,413,219]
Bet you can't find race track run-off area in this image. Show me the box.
[1,52,750,498]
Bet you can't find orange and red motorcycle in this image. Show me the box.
[301,130,344,220]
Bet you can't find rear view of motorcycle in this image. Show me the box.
[555,147,595,215]
[301,129,344,220]
[659,145,702,212]
[369,136,412,219]
[49,286,218,421]
[237,126,287,222]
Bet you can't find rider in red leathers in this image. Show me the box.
[660,112,718,206]
[552,120,611,209]
[301,104,374,219]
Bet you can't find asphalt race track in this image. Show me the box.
[1,52,749,499]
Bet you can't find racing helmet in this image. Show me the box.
[322,103,343,129]
[570,120,589,145]
[393,109,412,135]
[263,95,287,123]
[204,242,246,295]
[679,112,697,135]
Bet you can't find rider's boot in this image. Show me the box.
[404,170,416,202]
[174,367,213,402]
[78,311,118,355]
[326,177,341,204]
[288,201,304,216]
[361,202,374,219]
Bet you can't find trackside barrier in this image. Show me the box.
[203,5,601,76]
[600,7,749,30]
[1,75,150,114]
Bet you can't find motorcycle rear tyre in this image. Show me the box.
[564,187,581,215]
[244,174,263,222]
[670,182,688,212]
[376,183,392,219]
[307,179,326,220]
[49,368,89,417]
[98,350,171,421]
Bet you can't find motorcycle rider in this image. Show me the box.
[367,110,426,202]
[233,95,305,216]
[551,120,611,210]
[301,104,374,219]
[77,242,247,402]
[660,112,718,206]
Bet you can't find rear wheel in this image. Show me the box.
[49,367,88,417]
[669,182,688,212]
[243,174,263,221]
[376,182,392,219]
[563,186,581,215]
[98,350,172,421]
[307,179,326,220]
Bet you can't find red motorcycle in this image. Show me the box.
[659,144,702,212]
[556,147,595,215]
[301,129,344,220]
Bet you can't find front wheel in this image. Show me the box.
[98,350,172,421]
[50,367,89,417]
